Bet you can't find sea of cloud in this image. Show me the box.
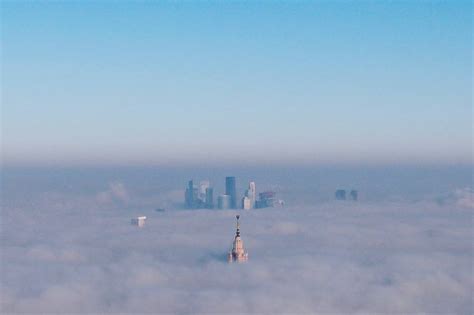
[1,166,472,313]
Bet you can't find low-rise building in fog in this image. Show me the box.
[131,216,147,227]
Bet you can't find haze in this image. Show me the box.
[2,1,472,166]
[1,1,473,314]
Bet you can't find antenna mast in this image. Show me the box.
[236,215,240,236]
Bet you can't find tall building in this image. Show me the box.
[185,180,195,208]
[227,215,248,263]
[242,196,251,210]
[205,187,214,208]
[335,189,346,200]
[350,190,358,201]
[225,176,237,209]
[218,194,232,209]
[199,180,210,202]
[245,181,256,209]
[185,179,210,208]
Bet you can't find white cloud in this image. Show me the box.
[454,188,474,209]
[268,222,301,235]
[1,171,472,314]
[27,246,85,263]
[435,187,474,209]
[96,181,130,204]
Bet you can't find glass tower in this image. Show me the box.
[225,176,237,209]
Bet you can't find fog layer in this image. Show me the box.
[1,166,472,313]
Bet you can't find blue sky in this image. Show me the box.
[2,1,472,166]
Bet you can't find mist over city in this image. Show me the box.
[1,1,472,314]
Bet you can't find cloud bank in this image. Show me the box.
[1,168,472,313]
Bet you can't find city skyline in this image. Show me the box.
[2,164,472,313]
[1,1,473,313]
[2,1,472,166]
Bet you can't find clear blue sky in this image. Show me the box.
[2,1,472,166]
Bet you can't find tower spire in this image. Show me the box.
[228,215,248,263]
[236,215,240,237]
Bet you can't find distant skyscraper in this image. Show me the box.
[225,176,237,209]
[256,191,276,208]
[199,180,210,202]
[245,181,256,209]
[242,196,251,210]
[185,179,208,208]
[350,190,358,201]
[205,187,214,208]
[227,215,248,263]
[185,180,194,208]
[335,189,346,200]
[218,194,232,209]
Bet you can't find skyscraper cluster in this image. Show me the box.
[256,191,277,208]
[184,177,282,210]
[185,180,214,208]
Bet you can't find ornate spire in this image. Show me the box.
[228,214,248,263]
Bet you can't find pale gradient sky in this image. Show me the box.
[1,1,472,166]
